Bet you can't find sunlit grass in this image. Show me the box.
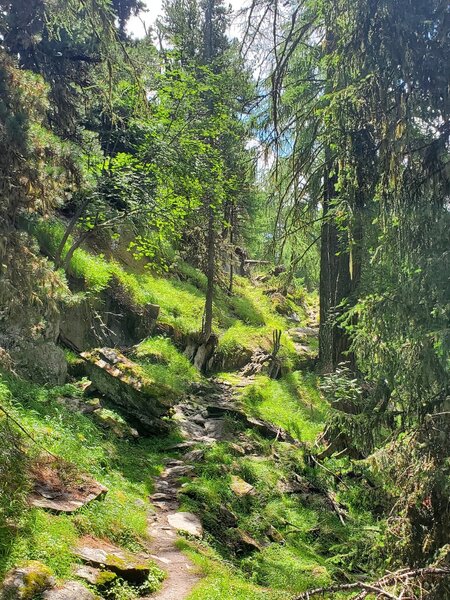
[238,372,328,443]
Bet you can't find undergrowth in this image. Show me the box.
[32,220,300,364]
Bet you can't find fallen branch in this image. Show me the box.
[294,567,450,600]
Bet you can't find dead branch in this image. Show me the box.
[294,567,450,600]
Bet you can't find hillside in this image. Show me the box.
[0,1,449,599]
[0,224,389,599]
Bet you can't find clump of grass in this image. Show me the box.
[242,544,332,594]
[134,336,200,394]
[177,539,288,600]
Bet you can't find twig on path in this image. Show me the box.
[293,567,450,600]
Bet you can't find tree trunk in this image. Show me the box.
[201,0,215,341]
[202,205,215,341]
[229,203,234,294]
[318,25,356,373]
[54,197,90,268]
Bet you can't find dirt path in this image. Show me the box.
[145,381,235,599]
[144,378,297,599]
[145,459,200,600]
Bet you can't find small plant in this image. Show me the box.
[0,418,29,531]
[319,363,362,408]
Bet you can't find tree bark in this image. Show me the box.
[318,25,355,372]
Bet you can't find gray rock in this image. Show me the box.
[167,512,203,537]
[163,465,194,478]
[183,449,205,462]
[74,538,152,584]
[0,561,55,600]
[14,341,67,385]
[42,581,96,600]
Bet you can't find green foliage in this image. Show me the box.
[104,562,165,599]
[179,540,287,600]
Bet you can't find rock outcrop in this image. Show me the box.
[60,276,159,352]
[81,348,176,432]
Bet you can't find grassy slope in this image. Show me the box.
[0,219,383,598]
[0,373,181,579]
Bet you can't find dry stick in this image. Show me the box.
[294,567,450,600]
[0,404,58,459]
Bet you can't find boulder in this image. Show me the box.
[0,561,54,600]
[13,341,67,385]
[74,538,152,585]
[167,512,203,537]
[230,476,255,497]
[80,348,175,432]
[42,581,96,600]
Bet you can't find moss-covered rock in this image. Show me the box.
[80,348,175,432]
[74,537,156,585]
[0,561,54,600]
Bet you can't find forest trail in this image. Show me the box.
[145,379,246,599]
[145,459,200,600]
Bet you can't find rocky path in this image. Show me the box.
[144,380,237,599]
[145,458,201,600]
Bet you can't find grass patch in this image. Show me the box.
[239,372,328,443]
[0,371,182,581]
[134,336,200,394]
[178,540,288,600]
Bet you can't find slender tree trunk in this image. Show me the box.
[54,197,89,268]
[229,204,234,293]
[201,0,215,341]
[202,204,215,340]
